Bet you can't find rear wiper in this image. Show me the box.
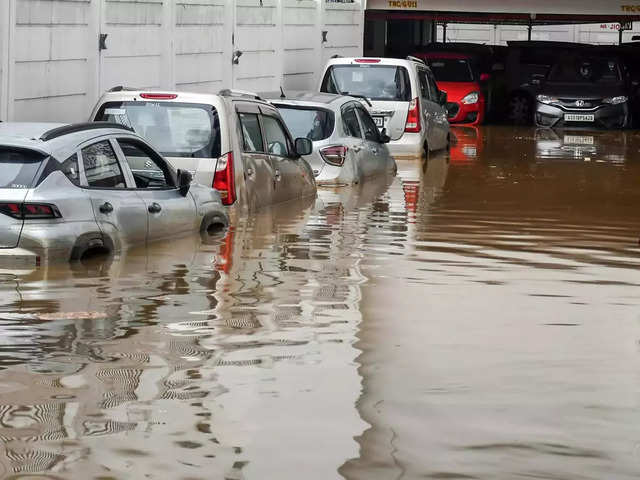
[341,92,372,107]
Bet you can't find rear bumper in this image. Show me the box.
[535,103,629,129]
[386,132,424,160]
[0,247,39,269]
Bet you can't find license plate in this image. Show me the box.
[564,135,594,145]
[373,116,385,128]
[564,114,594,122]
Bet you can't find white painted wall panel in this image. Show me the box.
[282,0,319,90]
[0,0,365,121]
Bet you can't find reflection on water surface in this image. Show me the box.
[1,127,640,479]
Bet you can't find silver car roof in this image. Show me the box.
[260,91,345,106]
[0,122,140,161]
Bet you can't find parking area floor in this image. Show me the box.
[0,126,639,479]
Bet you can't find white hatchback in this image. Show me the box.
[319,56,450,159]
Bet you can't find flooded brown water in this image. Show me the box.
[1,126,640,479]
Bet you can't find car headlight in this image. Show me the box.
[461,92,479,105]
[602,96,627,105]
[536,95,558,105]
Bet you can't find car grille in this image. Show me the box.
[446,102,459,118]
[557,98,603,109]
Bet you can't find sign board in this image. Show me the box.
[620,20,633,30]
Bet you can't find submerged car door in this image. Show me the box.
[114,137,197,241]
[340,103,368,181]
[79,138,148,249]
[236,105,275,209]
[416,67,438,149]
[354,104,389,177]
[424,69,450,149]
[261,112,314,203]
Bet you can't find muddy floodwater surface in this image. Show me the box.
[0,127,640,479]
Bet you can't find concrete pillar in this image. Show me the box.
[0,0,14,121]
[161,0,175,90]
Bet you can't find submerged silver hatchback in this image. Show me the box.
[0,122,228,267]
[262,91,396,186]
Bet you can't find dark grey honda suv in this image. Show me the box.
[535,55,630,130]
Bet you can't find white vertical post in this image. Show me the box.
[87,0,102,109]
[314,0,322,88]
[224,0,235,89]
[1,0,15,120]
[275,0,284,90]
[0,0,10,120]
[161,0,175,89]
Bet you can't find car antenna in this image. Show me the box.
[280,86,286,99]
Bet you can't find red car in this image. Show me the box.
[414,52,487,125]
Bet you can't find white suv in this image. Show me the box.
[319,56,450,159]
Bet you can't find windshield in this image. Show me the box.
[321,65,412,101]
[427,58,474,82]
[277,106,334,141]
[547,57,623,84]
[0,149,45,189]
[96,101,221,158]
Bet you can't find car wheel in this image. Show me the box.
[423,141,430,161]
[508,95,532,125]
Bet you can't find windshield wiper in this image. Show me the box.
[341,92,372,107]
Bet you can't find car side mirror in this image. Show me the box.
[379,128,391,144]
[177,169,192,196]
[294,137,313,157]
[438,90,447,105]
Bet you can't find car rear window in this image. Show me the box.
[427,59,474,82]
[548,57,623,84]
[321,65,412,101]
[95,101,221,158]
[0,149,45,189]
[276,106,334,141]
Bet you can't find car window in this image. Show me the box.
[61,153,80,185]
[342,106,363,138]
[417,69,430,100]
[277,106,334,141]
[262,116,291,157]
[0,148,45,189]
[81,140,127,189]
[355,106,380,142]
[321,65,412,102]
[97,102,221,159]
[238,113,265,153]
[426,70,439,101]
[426,59,474,82]
[118,139,174,189]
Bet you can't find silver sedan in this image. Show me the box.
[262,92,397,186]
[0,122,228,267]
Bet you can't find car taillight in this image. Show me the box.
[354,58,381,64]
[213,152,236,206]
[139,93,178,100]
[405,97,421,133]
[0,203,61,220]
[320,146,348,167]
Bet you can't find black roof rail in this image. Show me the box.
[108,85,139,92]
[406,55,426,65]
[40,122,133,142]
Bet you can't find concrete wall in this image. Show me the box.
[0,0,364,122]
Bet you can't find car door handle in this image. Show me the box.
[246,166,254,176]
[99,202,113,214]
[275,169,281,181]
[352,145,362,152]
[148,202,162,214]
[371,147,378,154]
